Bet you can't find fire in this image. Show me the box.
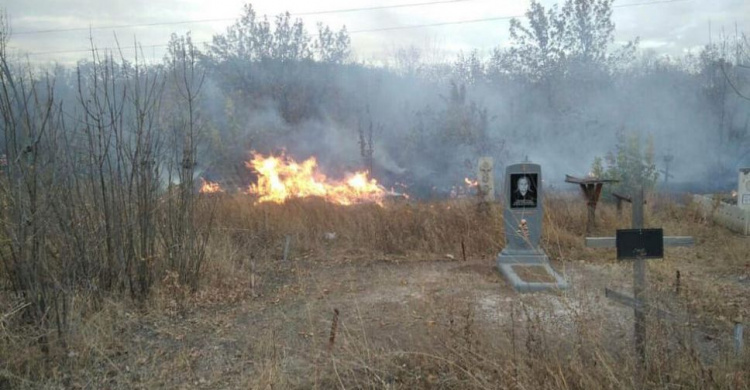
[732,190,738,198]
[464,178,478,187]
[246,152,387,205]
[200,179,223,194]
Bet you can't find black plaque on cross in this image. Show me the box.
[616,229,664,260]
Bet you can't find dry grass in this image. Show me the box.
[1,193,749,389]
[211,195,505,258]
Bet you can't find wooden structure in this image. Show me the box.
[565,175,618,234]
[612,191,649,218]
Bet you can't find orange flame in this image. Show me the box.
[464,178,478,187]
[200,179,223,194]
[246,152,387,205]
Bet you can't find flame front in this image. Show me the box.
[246,152,387,205]
[464,178,478,187]
[200,179,223,194]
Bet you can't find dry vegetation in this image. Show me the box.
[1,193,748,389]
[2,3,749,387]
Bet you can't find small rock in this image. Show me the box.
[445,254,455,260]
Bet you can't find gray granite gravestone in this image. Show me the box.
[497,161,569,292]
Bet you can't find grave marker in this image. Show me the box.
[739,168,750,210]
[587,186,694,379]
[497,161,568,292]
[565,175,618,234]
[477,157,495,202]
[660,153,674,184]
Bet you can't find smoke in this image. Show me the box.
[189,52,749,198]
[35,25,748,199]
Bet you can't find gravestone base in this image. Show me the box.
[497,250,569,293]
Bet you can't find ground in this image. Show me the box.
[1,197,749,389]
[55,255,745,388]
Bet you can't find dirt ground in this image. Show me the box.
[63,246,743,389]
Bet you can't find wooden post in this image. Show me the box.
[565,176,617,235]
[633,254,647,373]
[613,192,640,220]
[250,260,257,297]
[633,187,644,229]
[583,183,604,234]
[283,235,291,261]
[587,199,597,234]
[735,323,745,357]
[632,186,647,378]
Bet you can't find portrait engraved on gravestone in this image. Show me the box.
[510,173,538,209]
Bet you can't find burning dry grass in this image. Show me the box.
[1,193,749,389]
[245,152,391,206]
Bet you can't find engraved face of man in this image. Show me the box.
[518,176,529,196]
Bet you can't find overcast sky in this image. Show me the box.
[5,0,750,65]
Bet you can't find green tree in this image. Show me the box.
[592,132,659,198]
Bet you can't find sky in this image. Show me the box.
[4,0,750,65]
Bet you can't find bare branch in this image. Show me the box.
[720,62,750,101]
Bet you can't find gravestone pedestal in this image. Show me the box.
[497,162,568,292]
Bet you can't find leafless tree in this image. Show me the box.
[162,32,214,291]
